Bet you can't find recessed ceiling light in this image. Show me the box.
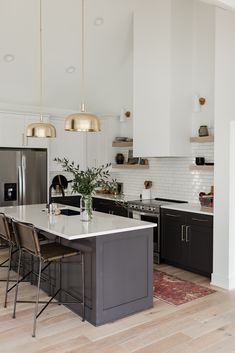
[94,17,104,26]
[66,66,76,74]
[3,54,15,63]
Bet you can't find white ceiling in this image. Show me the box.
[0,0,134,116]
[0,0,234,117]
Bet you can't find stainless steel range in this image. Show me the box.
[128,198,187,264]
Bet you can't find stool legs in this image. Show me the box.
[32,259,42,338]
[4,244,13,308]
[13,249,22,319]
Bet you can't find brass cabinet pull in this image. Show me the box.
[181,225,186,241]
[186,226,190,242]
[166,213,180,218]
[192,218,208,222]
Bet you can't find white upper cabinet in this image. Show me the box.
[49,117,85,172]
[133,0,192,157]
[0,113,49,148]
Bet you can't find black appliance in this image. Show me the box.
[128,198,187,264]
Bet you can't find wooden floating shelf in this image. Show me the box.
[190,135,214,143]
[112,163,149,169]
[190,165,214,171]
[112,141,133,147]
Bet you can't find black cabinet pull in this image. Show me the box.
[165,213,180,218]
[192,218,208,222]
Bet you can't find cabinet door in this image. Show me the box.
[93,198,128,217]
[161,210,186,265]
[92,198,110,214]
[0,114,25,147]
[186,214,213,275]
[53,195,81,208]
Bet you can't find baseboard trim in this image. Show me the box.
[211,272,235,290]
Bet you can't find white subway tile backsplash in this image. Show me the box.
[111,144,214,203]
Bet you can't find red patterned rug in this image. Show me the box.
[153,270,216,305]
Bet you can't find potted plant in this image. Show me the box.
[54,158,116,221]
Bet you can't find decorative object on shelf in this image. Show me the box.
[195,157,205,166]
[198,125,209,137]
[120,108,131,122]
[115,153,125,164]
[193,95,206,113]
[65,0,100,132]
[142,180,152,200]
[54,158,114,221]
[26,0,56,138]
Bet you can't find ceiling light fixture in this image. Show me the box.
[26,0,56,138]
[66,66,76,74]
[65,0,100,132]
[3,54,15,63]
[94,17,104,26]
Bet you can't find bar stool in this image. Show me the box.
[0,213,49,308]
[0,213,19,308]
[12,219,85,337]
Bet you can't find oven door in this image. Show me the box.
[131,210,160,264]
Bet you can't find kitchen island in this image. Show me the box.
[0,204,156,326]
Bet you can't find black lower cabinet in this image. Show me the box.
[92,198,128,217]
[53,195,81,207]
[161,209,213,277]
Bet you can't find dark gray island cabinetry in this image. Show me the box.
[61,228,153,325]
[0,204,155,326]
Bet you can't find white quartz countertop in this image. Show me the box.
[161,203,214,215]
[52,191,137,202]
[0,204,156,241]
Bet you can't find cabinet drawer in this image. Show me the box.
[186,213,213,228]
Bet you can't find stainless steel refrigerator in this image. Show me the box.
[0,148,47,206]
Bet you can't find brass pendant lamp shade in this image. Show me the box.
[26,121,56,138]
[64,0,100,132]
[26,0,56,138]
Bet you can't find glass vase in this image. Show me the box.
[80,195,93,222]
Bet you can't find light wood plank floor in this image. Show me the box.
[1,249,235,353]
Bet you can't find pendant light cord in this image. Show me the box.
[39,0,43,122]
[81,0,85,113]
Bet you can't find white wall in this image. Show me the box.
[212,8,235,289]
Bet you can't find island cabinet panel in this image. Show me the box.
[161,209,213,276]
[92,198,128,218]
[57,229,153,326]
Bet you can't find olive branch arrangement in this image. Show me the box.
[54,158,117,196]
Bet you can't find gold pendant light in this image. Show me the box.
[65,0,100,132]
[26,0,56,138]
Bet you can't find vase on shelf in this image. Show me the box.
[80,194,93,222]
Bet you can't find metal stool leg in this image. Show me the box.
[13,249,22,319]
[32,259,42,338]
[4,244,12,308]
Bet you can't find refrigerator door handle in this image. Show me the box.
[18,166,23,205]
[22,165,26,205]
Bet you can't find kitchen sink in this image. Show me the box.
[60,209,80,216]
